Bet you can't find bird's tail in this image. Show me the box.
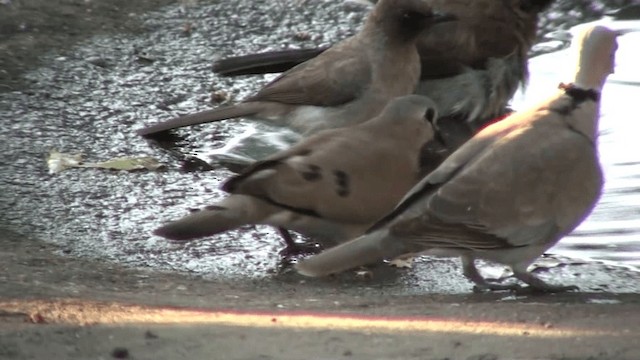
[295,229,403,277]
[212,47,327,77]
[153,195,270,241]
[137,102,263,138]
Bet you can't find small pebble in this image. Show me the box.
[293,31,311,41]
[210,90,229,103]
[111,347,129,359]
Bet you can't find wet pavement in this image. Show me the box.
[1,0,640,293]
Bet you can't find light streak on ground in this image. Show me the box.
[0,299,614,338]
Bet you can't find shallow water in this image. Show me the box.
[1,0,639,285]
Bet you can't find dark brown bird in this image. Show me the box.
[296,25,619,293]
[212,0,555,173]
[137,0,454,138]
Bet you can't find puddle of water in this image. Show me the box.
[0,0,369,279]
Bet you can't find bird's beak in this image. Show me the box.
[424,109,440,132]
[430,11,457,24]
[615,28,640,36]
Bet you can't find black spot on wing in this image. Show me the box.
[204,205,226,211]
[254,195,321,218]
[333,170,350,197]
[221,159,282,193]
[300,164,322,182]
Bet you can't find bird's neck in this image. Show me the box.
[558,83,601,143]
[572,52,611,90]
[563,55,609,143]
[572,67,607,91]
[362,10,425,48]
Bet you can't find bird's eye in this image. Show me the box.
[424,108,436,123]
[401,10,424,21]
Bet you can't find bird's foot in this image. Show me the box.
[276,228,321,260]
[275,242,323,275]
[514,272,579,294]
[278,242,322,259]
[463,259,521,292]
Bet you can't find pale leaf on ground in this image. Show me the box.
[83,157,164,171]
[47,151,164,173]
[47,150,83,174]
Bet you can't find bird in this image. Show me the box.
[153,95,438,253]
[211,0,556,174]
[137,0,454,138]
[295,25,619,293]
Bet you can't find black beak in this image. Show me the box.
[430,11,457,24]
[424,108,439,131]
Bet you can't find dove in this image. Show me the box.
[153,95,438,251]
[211,0,555,173]
[296,25,619,293]
[137,0,454,139]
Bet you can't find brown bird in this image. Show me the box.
[154,95,437,250]
[137,0,453,138]
[212,0,555,173]
[296,25,619,292]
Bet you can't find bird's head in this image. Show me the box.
[373,94,439,146]
[573,25,620,89]
[367,0,456,42]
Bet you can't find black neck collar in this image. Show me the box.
[558,83,600,102]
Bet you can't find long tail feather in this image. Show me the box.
[212,47,327,76]
[154,195,269,241]
[137,102,262,138]
[295,230,400,277]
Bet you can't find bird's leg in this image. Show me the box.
[277,227,299,256]
[512,265,579,293]
[461,256,521,292]
[276,227,320,258]
[275,228,322,273]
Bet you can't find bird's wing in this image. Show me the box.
[222,128,419,224]
[368,114,515,232]
[374,109,602,252]
[417,18,523,79]
[212,47,329,77]
[245,39,371,106]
